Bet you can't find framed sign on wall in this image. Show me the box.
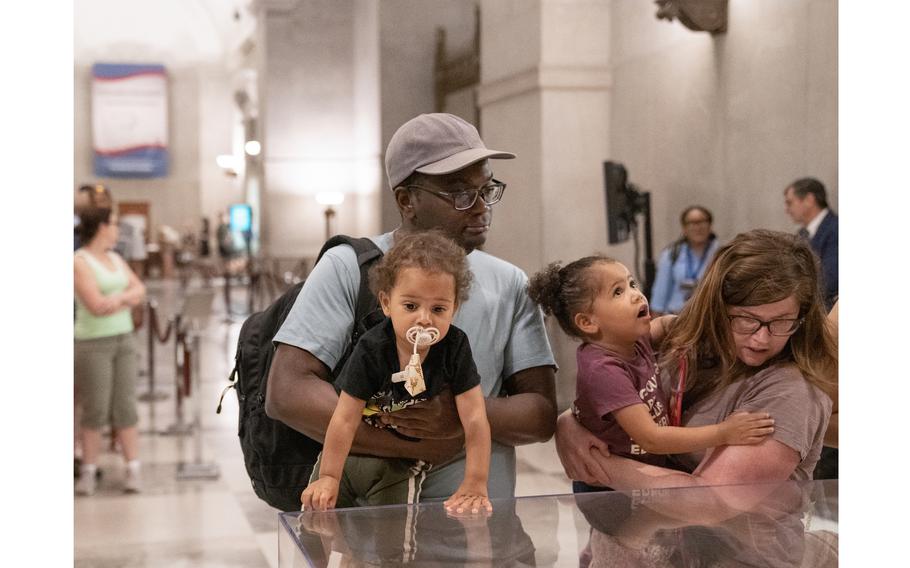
[92,63,169,178]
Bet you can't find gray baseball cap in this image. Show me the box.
[385,113,515,190]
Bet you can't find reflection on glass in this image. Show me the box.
[280,480,837,567]
[292,500,538,566]
[578,481,837,568]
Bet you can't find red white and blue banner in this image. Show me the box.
[92,63,168,177]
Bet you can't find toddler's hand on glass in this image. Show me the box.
[444,489,492,517]
[300,477,339,511]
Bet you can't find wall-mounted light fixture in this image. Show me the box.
[244,140,261,156]
[655,0,728,34]
[215,154,240,177]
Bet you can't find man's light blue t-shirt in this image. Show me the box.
[273,231,556,499]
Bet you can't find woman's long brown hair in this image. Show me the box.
[659,229,837,407]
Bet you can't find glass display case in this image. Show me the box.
[279,479,837,567]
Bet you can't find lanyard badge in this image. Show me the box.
[670,353,687,427]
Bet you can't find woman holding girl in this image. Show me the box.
[554,229,836,491]
[528,253,775,493]
[74,206,146,496]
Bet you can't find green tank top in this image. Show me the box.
[74,249,134,340]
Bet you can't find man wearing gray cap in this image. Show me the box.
[267,113,557,507]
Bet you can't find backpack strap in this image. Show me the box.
[316,235,385,376]
[316,235,383,267]
[317,235,383,339]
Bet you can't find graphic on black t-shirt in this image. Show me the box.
[334,318,481,432]
[361,384,423,428]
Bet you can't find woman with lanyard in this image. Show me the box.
[650,205,720,315]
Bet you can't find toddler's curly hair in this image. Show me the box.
[369,230,472,304]
[528,255,619,339]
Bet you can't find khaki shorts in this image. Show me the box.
[74,333,139,429]
[310,453,431,508]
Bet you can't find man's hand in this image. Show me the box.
[267,345,466,464]
[555,409,612,486]
[379,388,464,440]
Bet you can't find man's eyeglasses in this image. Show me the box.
[728,315,803,336]
[406,180,506,211]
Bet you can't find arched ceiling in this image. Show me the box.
[74,0,255,65]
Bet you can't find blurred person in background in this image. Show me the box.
[216,210,248,274]
[216,211,234,262]
[74,184,112,250]
[784,177,838,481]
[115,213,148,278]
[199,216,211,258]
[74,206,146,496]
[784,177,837,310]
[75,183,147,276]
[649,205,720,315]
[73,184,114,478]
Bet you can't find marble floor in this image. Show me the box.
[73,278,573,568]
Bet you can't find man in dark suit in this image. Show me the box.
[784,177,838,309]
[784,176,838,482]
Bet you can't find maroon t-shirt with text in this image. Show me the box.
[573,337,668,467]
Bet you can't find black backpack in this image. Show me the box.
[216,235,384,511]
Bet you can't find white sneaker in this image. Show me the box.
[124,466,142,494]
[75,470,96,496]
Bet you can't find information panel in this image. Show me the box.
[92,63,168,178]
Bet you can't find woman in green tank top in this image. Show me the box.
[74,206,146,496]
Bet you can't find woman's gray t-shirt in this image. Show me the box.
[670,364,832,480]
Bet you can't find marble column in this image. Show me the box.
[478,0,613,408]
[253,0,382,257]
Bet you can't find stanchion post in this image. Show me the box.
[247,264,255,315]
[192,333,202,462]
[222,268,232,322]
[145,300,156,432]
[176,331,220,481]
[138,300,169,411]
[147,300,153,388]
[244,232,253,315]
[161,314,193,436]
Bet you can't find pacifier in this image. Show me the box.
[391,326,439,397]
[406,325,441,348]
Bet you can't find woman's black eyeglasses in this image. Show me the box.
[728,315,803,336]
